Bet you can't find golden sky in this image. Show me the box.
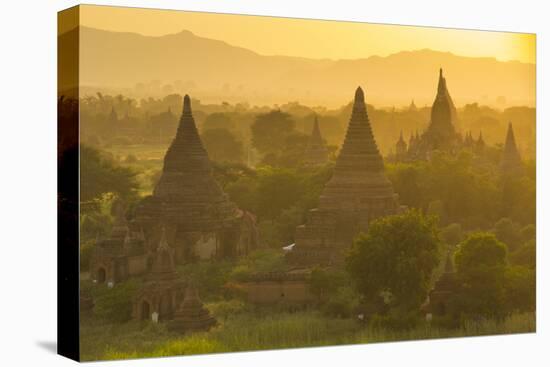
[78,4,535,64]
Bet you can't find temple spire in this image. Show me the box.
[319,86,398,211]
[303,114,328,166]
[501,122,523,175]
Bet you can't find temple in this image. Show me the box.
[90,202,148,285]
[168,285,217,333]
[289,87,404,266]
[500,122,524,176]
[303,115,329,167]
[132,228,186,321]
[423,251,458,317]
[133,95,259,263]
[393,68,488,161]
[395,131,407,160]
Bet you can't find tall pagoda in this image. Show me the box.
[290,87,404,266]
[419,68,459,153]
[303,115,329,167]
[134,95,258,262]
[500,122,524,176]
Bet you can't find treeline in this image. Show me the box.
[79,93,536,160]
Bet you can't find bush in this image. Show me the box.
[92,280,140,323]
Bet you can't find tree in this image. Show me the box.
[346,210,441,312]
[251,110,295,154]
[80,145,139,202]
[256,168,305,220]
[202,112,235,132]
[493,217,522,252]
[453,232,508,318]
[201,128,244,163]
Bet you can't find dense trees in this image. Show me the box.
[452,232,535,318]
[347,210,441,312]
[80,145,139,202]
[201,128,244,163]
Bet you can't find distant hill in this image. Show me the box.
[62,26,535,107]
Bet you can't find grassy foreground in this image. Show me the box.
[80,310,535,361]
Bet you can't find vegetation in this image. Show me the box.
[80,310,535,361]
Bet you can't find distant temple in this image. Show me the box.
[500,122,524,176]
[133,95,259,263]
[394,68,486,161]
[289,87,405,266]
[303,115,329,167]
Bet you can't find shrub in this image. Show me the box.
[92,280,140,323]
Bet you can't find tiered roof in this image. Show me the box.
[318,87,398,211]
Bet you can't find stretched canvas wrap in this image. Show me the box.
[58,4,536,362]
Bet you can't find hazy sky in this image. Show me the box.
[78,5,535,64]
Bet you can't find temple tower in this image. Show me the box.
[419,68,459,154]
[290,87,403,266]
[134,95,258,262]
[395,131,407,160]
[500,122,523,176]
[303,115,329,167]
[425,251,458,316]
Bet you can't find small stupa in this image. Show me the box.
[169,285,217,333]
[500,122,524,176]
[303,115,329,167]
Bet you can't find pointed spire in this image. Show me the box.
[303,114,328,166]
[501,122,523,175]
[319,86,398,211]
[158,226,169,250]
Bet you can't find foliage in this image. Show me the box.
[493,217,522,252]
[201,128,244,163]
[347,210,441,311]
[510,239,536,269]
[251,110,296,154]
[80,310,535,361]
[92,280,140,323]
[80,145,139,202]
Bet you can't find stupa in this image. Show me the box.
[134,95,258,262]
[169,285,217,333]
[424,251,458,316]
[289,87,404,266]
[500,122,524,176]
[418,68,460,153]
[303,115,329,167]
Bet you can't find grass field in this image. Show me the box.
[80,310,535,361]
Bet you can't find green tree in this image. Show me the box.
[201,128,244,163]
[453,232,508,318]
[346,210,441,312]
[251,110,295,154]
[202,112,235,132]
[80,145,139,202]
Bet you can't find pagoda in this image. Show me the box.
[134,95,258,262]
[169,285,217,333]
[424,251,458,316]
[395,131,407,160]
[417,68,460,155]
[500,122,524,176]
[303,115,329,167]
[289,87,404,266]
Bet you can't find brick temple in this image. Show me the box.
[133,95,259,263]
[289,87,404,266]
